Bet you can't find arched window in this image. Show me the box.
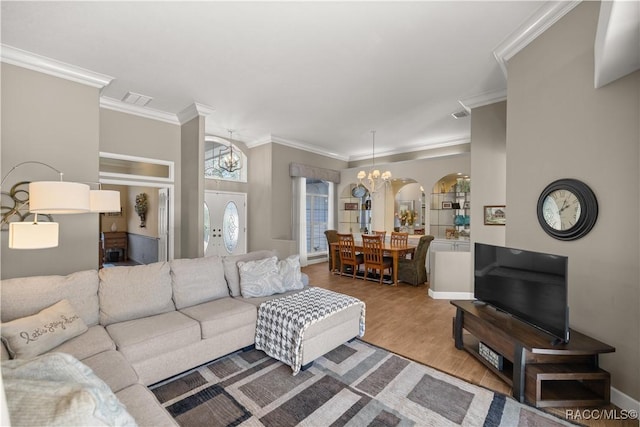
[204,136,247,182]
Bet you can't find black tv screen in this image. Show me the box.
[474,243,569,343]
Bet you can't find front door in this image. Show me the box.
[204,191,247,256]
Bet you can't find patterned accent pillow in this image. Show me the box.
[1,299,88,359]
[238,256,286,298]
[278,255,305,291]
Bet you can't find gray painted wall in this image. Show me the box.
[1,64,100,278]
[470,101,507,247]
[339,153,471,234]
[99,109,182,258]
[506,2,639,400]
[180,116,205,259]
[247,142,348,257]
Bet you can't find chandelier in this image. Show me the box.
[357,130,391,194]
[218,130,243,173]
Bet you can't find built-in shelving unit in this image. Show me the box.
[430,191,470,238]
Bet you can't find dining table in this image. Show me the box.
[330,240,416,286]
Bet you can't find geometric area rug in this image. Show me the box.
[150,340,575,427]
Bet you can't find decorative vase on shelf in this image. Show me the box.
[110,222,117,232]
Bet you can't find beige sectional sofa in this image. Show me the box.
[0,250,361,426]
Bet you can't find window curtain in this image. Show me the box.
[291,163,338,267]
[292,177,308,266]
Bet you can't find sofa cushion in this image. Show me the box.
[180,298,257,339]
[238,256,286,298]
[278,255,305,291]
[170,255,228,309]
[1,270,99,326]
[81,350,139,393]
[1,299,88,359]
[222,250,277,297]
[99,262,175,326]
[106,311,200,363]
[53,325,115,361]
[116,384,178,427]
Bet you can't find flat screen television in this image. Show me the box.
[474,243,570,344]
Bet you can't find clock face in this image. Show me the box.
[351,185,367,198]
[537,179,598,241]
[542,189,581,231]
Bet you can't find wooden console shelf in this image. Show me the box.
[451,300,615,408]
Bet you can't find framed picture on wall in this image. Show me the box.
[484,205,506,225]
[463,201,470,209]
[344,202,359,211]
[442,201,452,209]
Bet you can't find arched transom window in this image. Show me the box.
[204,136,247,182]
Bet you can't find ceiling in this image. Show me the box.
[2,1,550,160]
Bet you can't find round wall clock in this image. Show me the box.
[537,179,598,241]
[351,185,367,198]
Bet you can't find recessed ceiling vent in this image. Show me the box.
[451,110,469,119]
[122,91,153,107]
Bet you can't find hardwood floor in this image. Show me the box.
[303,261,638,427]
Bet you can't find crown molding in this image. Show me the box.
[100,97,180,125]
[0,44,113,88]
[177,102,216,124]
[493,1,582,77]
[458,89,507,112]
[348,137,470,162]
[271,135,350,162]
[246,135,349,162]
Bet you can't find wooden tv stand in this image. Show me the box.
[451,300,615,408]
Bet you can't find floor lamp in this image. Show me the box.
[1,161,120,249]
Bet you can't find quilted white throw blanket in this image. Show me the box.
[2,352,137,426]
[255,287,365,374]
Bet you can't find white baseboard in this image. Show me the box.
[611,386,640,412]
[428,289,474,300]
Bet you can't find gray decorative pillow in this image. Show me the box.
[238,256,286,298]
[1,299,88,359]
[278,255,305,291]
[222,250,277,296]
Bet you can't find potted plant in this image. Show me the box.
[135,193,148,228]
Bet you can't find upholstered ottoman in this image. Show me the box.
[252,287,366,374]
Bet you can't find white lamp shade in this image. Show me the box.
[90,190,121,213]
[8,221,59,249]
[28,181,90,214]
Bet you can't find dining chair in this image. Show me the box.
[372,230,387,241]
[390,231,410,258]
[390,231,409,246]
[324,229,341,272]
[337,233,364,279]
[362,234,393,285]
[397,235,434,285]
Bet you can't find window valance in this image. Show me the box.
[289,163,340,184]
